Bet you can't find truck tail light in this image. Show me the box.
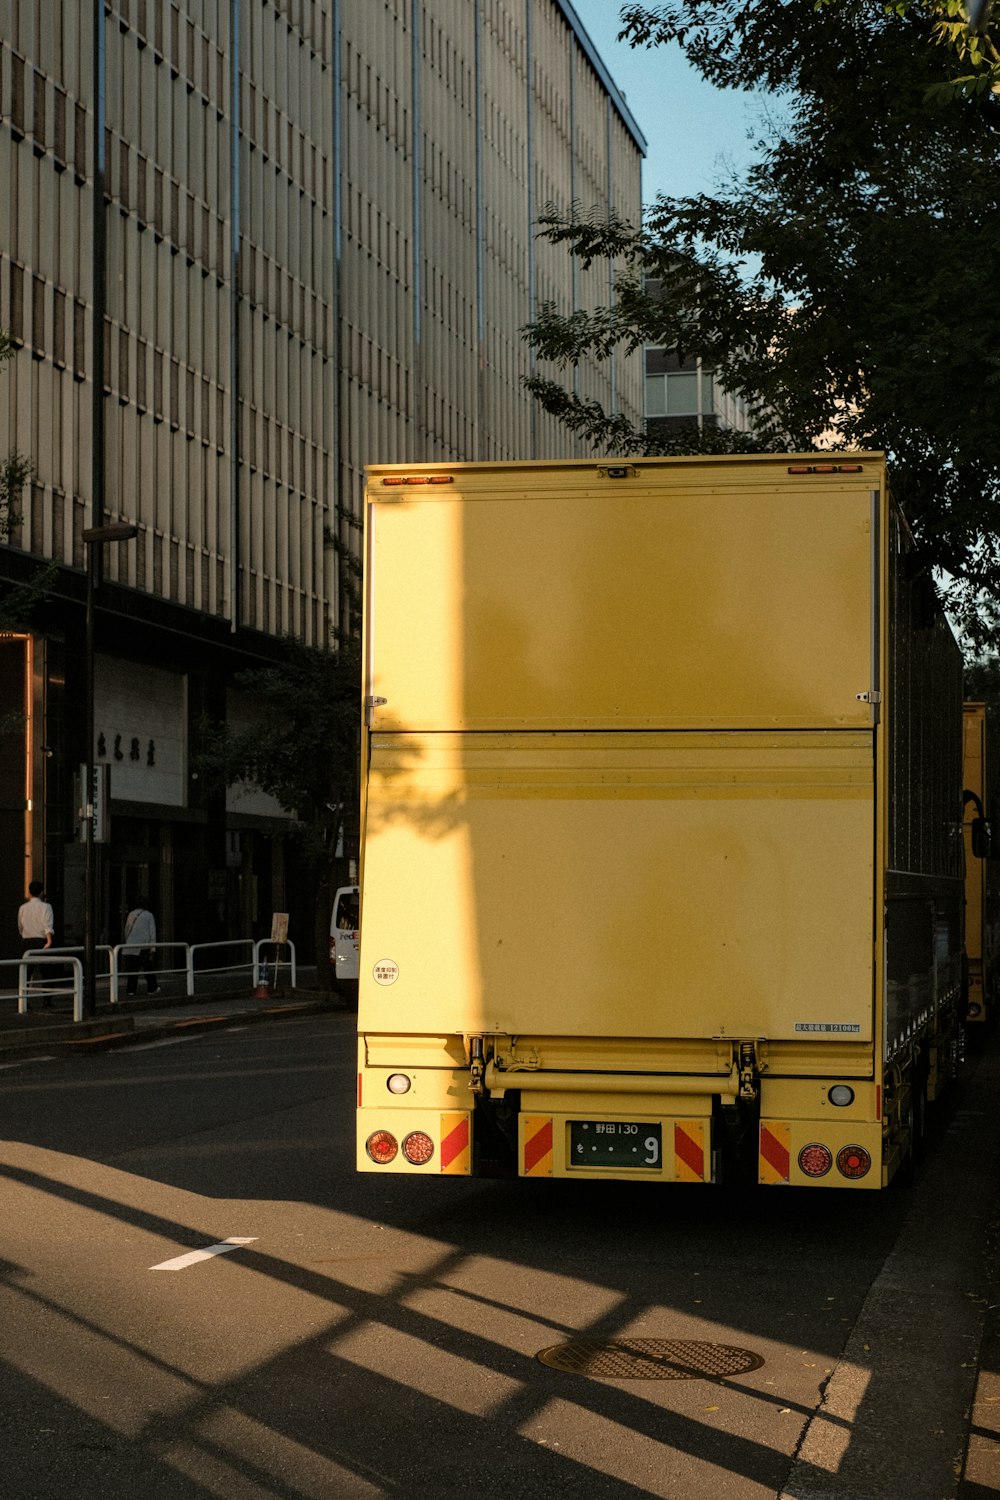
[382,474,454,486]
[836,1145,871,1179]
[366,1130,399,1164]
[402,1131,434,1165]
[787,463,864,475]
[798,1143,833,1178]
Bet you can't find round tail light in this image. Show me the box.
[366,1130,399,1164]
[798,1143,833,1178]
[837,1144,871,1180]
[402,1131,434,1166]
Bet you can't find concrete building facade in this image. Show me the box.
[0,0,645,961]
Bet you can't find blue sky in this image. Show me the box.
[569,1,767,205]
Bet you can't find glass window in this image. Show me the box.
[666,372,698,415]
[645,373,667,417]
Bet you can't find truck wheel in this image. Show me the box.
[911,1069,928,1165]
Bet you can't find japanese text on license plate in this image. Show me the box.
[569,1121,662,1168]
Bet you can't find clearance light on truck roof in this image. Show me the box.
[787,464,864,475]
[381,474,454,486]
[366,1130,399,1164]
[836,1145,871,1180]
[798,1143,833,1178]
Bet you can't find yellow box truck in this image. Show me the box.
[963,703,1000,1035]
[356,454,966,1188]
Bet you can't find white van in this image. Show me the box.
[329,885,360,1000]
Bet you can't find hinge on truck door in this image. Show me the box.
[469,1036,486,1095]
[738,1041,764,1101]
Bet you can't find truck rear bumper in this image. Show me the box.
[357,1104,884,1187]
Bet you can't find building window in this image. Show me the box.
[9,265,24,343]
[136,337,147,410]
[645,369,713,419]
[31,275,45,358]
[74,102,87,183]
[11,54,25,139]
[169,356,180,430]
[53,87,67,166]
[33,69,46,152]
[73,298,86,380]
[119,326,130,402]
[53,288,66,367]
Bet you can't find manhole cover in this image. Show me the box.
[536,1338,765,1381]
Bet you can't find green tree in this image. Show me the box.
[964,655,1000,714]
[197,636,361,992]
[901,1,1000,100]
[525,1,1000,647]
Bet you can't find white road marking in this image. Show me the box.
[120,1024,249,1050]
[129,1036,203,1051]
[150,1237,258,1271]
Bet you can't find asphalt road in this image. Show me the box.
[1,1012,998,1499]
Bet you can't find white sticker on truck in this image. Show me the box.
[794,1022,862,1034]
[373,960,399,986]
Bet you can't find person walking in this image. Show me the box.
[123,903,159,996]
[17,879,55,1004]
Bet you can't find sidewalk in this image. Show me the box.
[0,979,347,1060]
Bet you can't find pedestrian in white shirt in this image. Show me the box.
[17,879,55,1001]
[123,904,159,996]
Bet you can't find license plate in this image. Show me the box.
[569,1121,662,1169]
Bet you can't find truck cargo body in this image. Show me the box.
[963,703,1000,1033]
[356,455,964,1188]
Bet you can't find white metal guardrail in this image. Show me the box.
[114,941,190,999]
[0,955,85,1021]
[251,939,297,991]
[186,939,256,994]
[6,939,297,1017]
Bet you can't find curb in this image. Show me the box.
[47,998,333,1054]
[0,994,340,1061]
[0,1016,137,1060]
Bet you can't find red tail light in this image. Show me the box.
[366,1130,399,1164]
[798,1143,833,1178]
[402,1131,435,1165]
[836,1145,871,1180]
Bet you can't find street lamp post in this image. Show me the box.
[82,522,137,1020]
